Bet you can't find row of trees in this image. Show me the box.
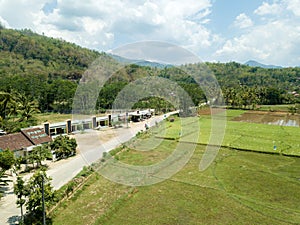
[13,135,77,224]
[207,61,300,92]
[222,86,294,109]
[0,75,77,114]
[0,135,77,223]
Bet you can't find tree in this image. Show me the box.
[27,145,51,168]
[0,149,15,182]
[17,94,40,123]
[0,149,15,171]
[0,150,15,198]
[0,91,40,133]
[49,135,77,160]
[14,176,27,222]
[25,170,55,219]
[20,170,55,224]
[0,90,19,119]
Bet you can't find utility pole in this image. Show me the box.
[42,175,46,225]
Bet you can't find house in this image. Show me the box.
[0,133,32,157]
[21,127,52,145]
[0,127,52,157]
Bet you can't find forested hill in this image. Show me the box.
[0,27,102,80]
[0,27,299,116]
[0,27,111,115]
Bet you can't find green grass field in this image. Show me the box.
[35,113,72,124]
[35,112,106,124]
[51,110,300,225]
[161,111,300,156]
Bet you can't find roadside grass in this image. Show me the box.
[51,173,132,225]
[51,110,300,224]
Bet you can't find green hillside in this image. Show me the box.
[0,27,108,115]
[0,27,100,79]
[0,27,299,120]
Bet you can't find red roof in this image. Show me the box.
[0,128,52,152]
[0,133,32,151]
[21,128,52,145]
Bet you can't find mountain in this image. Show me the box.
[244,60,282,69]
[109,54,173,68]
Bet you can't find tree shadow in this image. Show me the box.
[7,215,20,225]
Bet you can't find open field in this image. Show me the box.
[35,113,72,124]
[52,110,300,224]
[161,111,300,156]
[35,112,107,124]
[52,144,300,225]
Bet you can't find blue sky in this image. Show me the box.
[210,0,261,35]
[0,0,300,66]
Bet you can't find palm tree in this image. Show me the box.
[0,90,19,119]
[17,94,40,122]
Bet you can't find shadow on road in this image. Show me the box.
[7,215,20,225]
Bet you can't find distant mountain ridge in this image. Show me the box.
[109,54,173,68]
[245,60,282,69]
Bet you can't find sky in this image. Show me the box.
[0,0,300,67]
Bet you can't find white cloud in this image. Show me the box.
[0,0,48,28]
[254,2,282,15]
[215,20,300,66]
[234,13,253,29]
[0,16,10,28]
[0,0,215,52]
[1,0,300,66]
[213,0,300,66]
[285,0,300,16]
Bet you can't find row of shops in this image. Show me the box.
[44,109,154,136]
[0,109,154,156]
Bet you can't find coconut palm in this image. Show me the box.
[17,94,40,122]
[0,90,19,119]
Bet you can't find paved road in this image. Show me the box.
[0,113,174,224]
